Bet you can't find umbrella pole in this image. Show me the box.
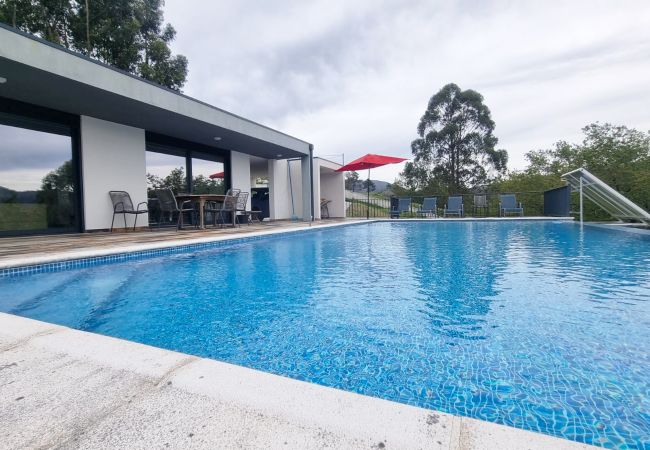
[367,169,371,220]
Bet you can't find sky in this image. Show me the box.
[163,0,650,183]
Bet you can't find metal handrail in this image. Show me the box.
[561,168,650,224]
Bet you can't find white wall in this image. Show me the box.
[312,160,322,220]
[320,172,346,218]
[268,158,345,221]
[230,151,251,209]
[249,164,266,187]
[80,116,147,230]
[268,159,303,220]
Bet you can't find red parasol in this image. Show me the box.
[209,171,224,179]
[336,153,407,219]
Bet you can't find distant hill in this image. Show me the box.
[0,186,38,203]
[350,179,391,193]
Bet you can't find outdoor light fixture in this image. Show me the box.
[277,154,283,158]
[0,77,7,84]
[213,136,221,141]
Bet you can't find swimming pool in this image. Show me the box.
[1,221,648,448]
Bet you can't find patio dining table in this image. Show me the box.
[174,194,235,229]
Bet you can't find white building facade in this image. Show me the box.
[0,24,344,235]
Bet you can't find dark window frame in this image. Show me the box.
[0,98,83,237]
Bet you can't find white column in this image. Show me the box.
[312,159,321,220]
[301,154,312,221]
[230,151,251,210]
[80,116,147,231]
[268,159,287,220]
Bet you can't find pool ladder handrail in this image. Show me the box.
[561,167,650,224]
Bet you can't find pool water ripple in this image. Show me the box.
[1,221,649,449]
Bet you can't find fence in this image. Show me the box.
[345,192,546,218]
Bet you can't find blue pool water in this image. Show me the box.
[1,222,649,448]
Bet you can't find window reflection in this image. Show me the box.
[0,124,77,234]
[145,151,187,195]
[191,158,225,195]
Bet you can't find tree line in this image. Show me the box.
[392,83,650,220]
[0,0,188,90]
[146,167,224,197]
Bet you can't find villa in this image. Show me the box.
[0,23,345,237]
[1,21,649,450]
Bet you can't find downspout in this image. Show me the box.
[309,144,314,226]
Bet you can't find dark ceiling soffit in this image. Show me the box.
[0,22,312,147]
[146,132,228,160]
[0,58,306,159]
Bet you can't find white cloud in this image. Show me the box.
[165,0,650,183]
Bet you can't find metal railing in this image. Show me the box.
[562,168,650,224]
[345,192,546,218]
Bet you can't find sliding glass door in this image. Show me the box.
[0,116,80,236]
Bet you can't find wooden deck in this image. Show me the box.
[0,219,350,265]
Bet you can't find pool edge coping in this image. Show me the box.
[0,217,575,274]
[0,220,373,274]
[0,312,597,449]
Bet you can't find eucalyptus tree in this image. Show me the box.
[403,83,507,193]
[0,0,188,90]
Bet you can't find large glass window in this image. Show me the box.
[145,138,227,227]
[0,123,78,235]
[145,140,226,197]
[145,151,188,196]
[191,153,225,195]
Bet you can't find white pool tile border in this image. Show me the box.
[0,217,575,276]
[0,312,596,449]
[0,220,372,276]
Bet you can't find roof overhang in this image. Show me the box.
[0,24,311,159]
[315,157,343,173]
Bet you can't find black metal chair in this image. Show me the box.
[108,191,148,232]
[235,191,251,225]
[320,199,331,219]
[205,189,239,227]
[154,188,197,230]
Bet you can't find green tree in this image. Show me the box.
[345,171,359,191]
[0,0,74,46]
[192,174,223,195]
[0,0,188,90]
[361,179,376,192]
[492,123,650,220]
[147,166,186,195]
[38,159,75,226]
[402,83,508,193]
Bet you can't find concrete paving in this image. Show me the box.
[0,313,596,450]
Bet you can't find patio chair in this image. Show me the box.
[499,194,524,217]
[444,196,464,217]
[390,197,412,218]
[235,191,251,225]
[416,197,437,218]
[473,194,488,216]
[205,189,239,228]
[154,188,197,230]
[108,191,148,232]
[320,199,331,219]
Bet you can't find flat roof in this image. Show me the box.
[0,23,311,159]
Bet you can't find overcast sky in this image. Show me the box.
[164,0,650,182]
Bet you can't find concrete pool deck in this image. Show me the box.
[0,313,595,450]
